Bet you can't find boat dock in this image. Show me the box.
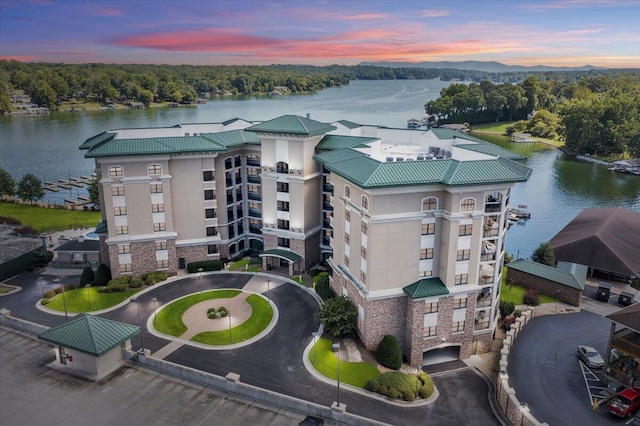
[508,207,531,219]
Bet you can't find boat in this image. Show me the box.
[508,207,531,219]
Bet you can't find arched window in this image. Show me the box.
[148,164,162,175]
[234,155,242,167]
[109,166,123,177]
[361,195,369,210]
[344,185,351,199]
[422,197,438,211]
[460,198,475,212]
[276,161,289,174]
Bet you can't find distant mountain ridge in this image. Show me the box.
[359,60,604,73]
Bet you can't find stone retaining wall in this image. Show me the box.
[496,308,549,426]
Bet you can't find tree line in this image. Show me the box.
[424,74,640,157]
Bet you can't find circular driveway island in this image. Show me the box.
[508,311,622,426]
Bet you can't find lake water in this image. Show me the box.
[1,79,639,259]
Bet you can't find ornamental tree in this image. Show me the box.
[317,295,357,338]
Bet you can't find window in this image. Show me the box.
[453,298,468,309]
[150,184,163,194]
[425,301,438,313]
[118,244,130,254]
[153,222,166,232]
[276,161,289,174]
[361,196,369,210]
[203,170,214,181]
[420,270,433,278]
[204,190,215,200]
[452,321,465,332]
[114,206,127,216]
[361,247,367,260]
[234,155,242,167]
[361,222,368,235]
[277,237,290,248]
[345,233,350,244]
[224,157,233,170]
[155,241,167,251]
[344,255,349,267]
[120,263,132,273]
[455,274,469,285]
[277,201,290,212]
[457,249,470,261]
[360,271,366,283]
[148,164,162,175]
[422,197,438,211]
[277,182,289,193]
[206,226,218,236]
[157,259,169,269]
[277,219,289,230]
[345,211,350,222]
[344,185,350,198]
[461,198,475,212]
[459,224,473,236]
[424,325,437,337]
[205,208,216,219]
[420,248,434,260]
[116,225,128,235]
[109,166,123,177]
[207,244,219,255]
[111,186,125,196]
[421,223,435,235]
[152,203,164,213]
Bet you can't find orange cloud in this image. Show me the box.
[0,55,38,62]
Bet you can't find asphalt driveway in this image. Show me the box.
[508,311,625,426]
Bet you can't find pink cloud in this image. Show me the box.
[337,13,387,21]
[0,55,38,62]
[93,8,123,17]
[421,10,450,18]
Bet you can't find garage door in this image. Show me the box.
[422,346,461,366]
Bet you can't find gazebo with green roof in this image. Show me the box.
[38,313,139,380]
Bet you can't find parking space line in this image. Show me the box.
[579,362,607,403]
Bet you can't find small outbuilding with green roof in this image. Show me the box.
[506,259,586,306]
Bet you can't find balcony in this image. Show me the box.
[323,183,334,194]
[480,253,496,262]
[484,203,502,213]
[611,330,640,358]
[322,236,331,246]
[249,225,262,234]
[248,192,261,201]
[225,179,233,187]
[322,219,332,229]
[247,175,260,184]
[474,318,491,331]
[247,159,261,167]
[323,202,333,211]
[248,208,262,218]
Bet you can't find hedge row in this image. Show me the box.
[365,371,434,402]
[98,270,168,293]
[187,260,222,273]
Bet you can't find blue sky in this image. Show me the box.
[0,0,638,67]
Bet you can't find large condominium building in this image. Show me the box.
[81,115,531,364]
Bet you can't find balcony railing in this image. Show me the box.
[611,331,640,357]
[484,203,502,213]
[476,297,493,308]
[322,236,331,246]
[248,192,261,201]
[248,208,262,218]
[323,202,333,211]
[481,253,496,262]
[247,159,261,167]
[323,183,334,194]
[483,228,500,238]
[247,175,260,184]
[323,219,332,229]
[249,225,262,234]
[474,320,491,331]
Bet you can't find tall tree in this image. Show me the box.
[87,179,100,208]
[0,167,16,197]
[531,242,556,266]
[16,173,45,204]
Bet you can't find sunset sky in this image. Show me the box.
[1,0,638,68]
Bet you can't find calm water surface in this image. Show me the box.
[1,79,639,259]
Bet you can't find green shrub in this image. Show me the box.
[523,289,540,306]
[0,216,21,226]
[378,385,388,395]
[79,266,94,286]
[316,295,357,338]
[365,379,380,392]
[107,276,131,287]
[42,298,50,305]
[418,371,430,385]
[53,286,63,294]
[207,311,218,319]
[129,277,144,288]
[375,335,402,370]
[419,382,434,399]
[207,308,216,314]
[499,300,515,318]
[403,389,416,402]
[387,387,400,399]
[43,290,56,298]
[218,306,226,312]
[95,263,112,286]
[219,310,228,317]
[315,275,335,301]
[141,271,167,285]
[187,260,222,273]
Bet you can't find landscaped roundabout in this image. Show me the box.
[150,289,276,347]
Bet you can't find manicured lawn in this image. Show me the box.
[228,258,260,272]
[310,337,380,388]
[155,290,241,336]
[44,286,141,313]
[500,280,557,305]
[0,201,101,233]
[471,121,516,134]
[192,294,273,344]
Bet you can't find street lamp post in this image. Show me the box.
[131,296,145,351]
[228,313,233,344]
[198,267,203,294]
[85,284,92,311]
[556,289,560,313]
[38,277,44,300]
[151,297,158,326]
[312,332,319,365]
[54,277,68,320]
[332,342,341,407]
[266,279,270,299]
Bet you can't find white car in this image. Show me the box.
[577,345,605,368]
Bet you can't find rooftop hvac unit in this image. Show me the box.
[417,155,425,161]
[386,157,394,162]
[396,157,404,162]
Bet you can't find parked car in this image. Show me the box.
[577,345,605,368]
[607,388,640,418]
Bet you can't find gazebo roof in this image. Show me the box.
[38,314,139,357]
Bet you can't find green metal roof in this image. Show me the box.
[245,115,336,137]
[506,259,585,290]
[431,128,485,142]
[315,149,530,188]
[38,314,139,357]
[95,220,107,234]
[403,277,449,299]
[85,135,228,158]
[316,135,378,151]
[211,129,261,147]
[335,120,361,129]
[259,249,302,263]
[456,143,527,161]
[79,131,115,150]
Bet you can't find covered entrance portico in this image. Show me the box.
[260,249,302,276]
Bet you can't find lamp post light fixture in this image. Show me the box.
[556,289,561,313]
[228,313,233,344]
[54,277,68,320]
[151,297,158,326]
[131,296,145,351]
[85,284,92,311]
[266,279,271,299]
[198,267,204,294]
